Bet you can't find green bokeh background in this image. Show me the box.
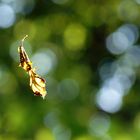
[1,0,140,139]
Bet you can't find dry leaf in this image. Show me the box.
[18,35,47,99]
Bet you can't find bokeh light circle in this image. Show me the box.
[0,4,16,28]
[96,87,123,113]
[58,79,79,100]
[88,113,110,137]
[64,23,87,51]
[31,49,57,76]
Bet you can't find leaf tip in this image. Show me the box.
[21,35,28,45]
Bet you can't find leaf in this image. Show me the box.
[18,35,47,99]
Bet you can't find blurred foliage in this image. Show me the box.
[1,0,140,140]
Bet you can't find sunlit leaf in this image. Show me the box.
[18,35,47,99]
